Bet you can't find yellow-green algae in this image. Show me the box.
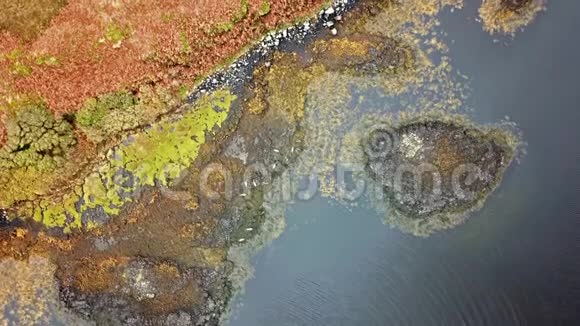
[115,89,233,187]
[19,89,234,232]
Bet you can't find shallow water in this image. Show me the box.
[228,1,580,325]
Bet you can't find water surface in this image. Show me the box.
[229,1,580,325]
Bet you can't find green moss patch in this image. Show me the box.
[13,89,235,232]
[76,87,173,143]
[258,1,272,17]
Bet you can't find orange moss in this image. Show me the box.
[434,136,467,177]
[0,227,74,260]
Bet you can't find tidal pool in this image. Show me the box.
[228,0,580,325]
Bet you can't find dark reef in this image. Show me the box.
[365,119,515,220]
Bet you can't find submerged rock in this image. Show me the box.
[310,33,414,74]
[364,118,517,236]
[479,0,546,35]
[502,0,532,10]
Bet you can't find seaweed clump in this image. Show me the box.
[364,117,518,236]
[310,34,414,75]
[260,52,326,123]
[479,0,546,35]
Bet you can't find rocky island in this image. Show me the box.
[364,117,518,236]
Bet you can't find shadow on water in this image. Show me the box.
[229,1,580,325]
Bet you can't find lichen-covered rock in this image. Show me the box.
[364,118,517,236]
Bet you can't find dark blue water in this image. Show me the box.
[229,1,580,325]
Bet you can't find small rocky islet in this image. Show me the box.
[479,0,547,35]
[363,118,518,236]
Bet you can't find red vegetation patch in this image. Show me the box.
[0,0,327,114]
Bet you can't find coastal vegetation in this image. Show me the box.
[1,89,233,232]
[0,100,75,170]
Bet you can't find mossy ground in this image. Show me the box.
[0,59,311,322]
[0,101,75,170]
[1,89,234,233]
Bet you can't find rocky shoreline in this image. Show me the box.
[187,0,355,102]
